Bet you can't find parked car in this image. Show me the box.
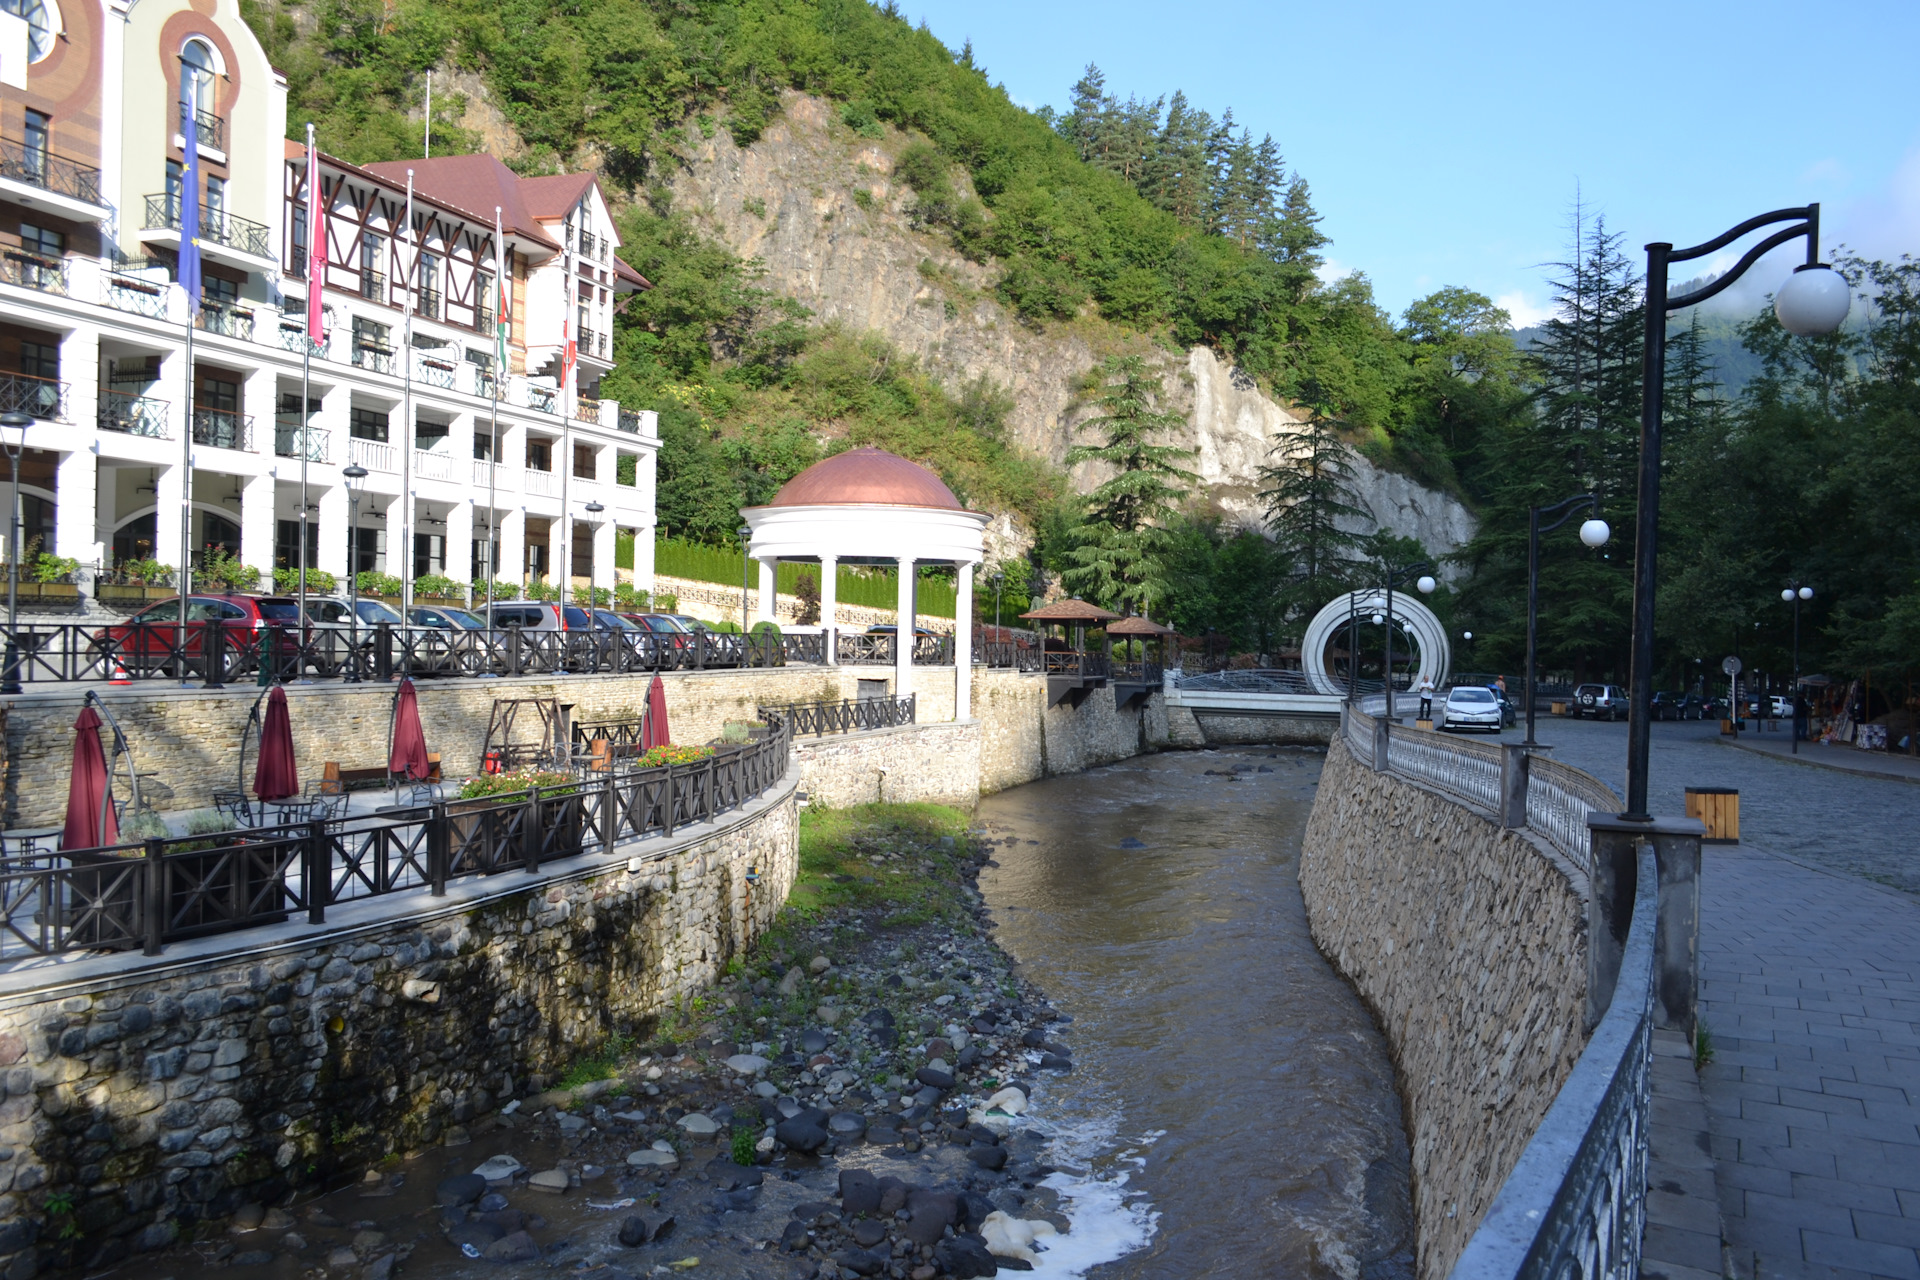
[1573,683,1628,720]
[408,604,487,630]
[306,597,406,628]
[94,594,305,677]
[591,609,646,633]
[1441,684,1505,733]
[1487,688,1518,727]
[865,624,937,637]
[1650,691,1688,721]
[485,601,595,632]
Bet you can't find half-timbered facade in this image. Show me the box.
[0,0,659,602]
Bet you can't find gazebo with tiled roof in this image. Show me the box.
[741,448,990,716]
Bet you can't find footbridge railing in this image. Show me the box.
[1341,707,1657,1280]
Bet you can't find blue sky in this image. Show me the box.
[903,0,1920,327]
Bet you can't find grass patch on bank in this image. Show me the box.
[781,802,973,930]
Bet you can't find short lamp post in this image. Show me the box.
[991,571,1004,631]
[1524,494,1611,747]
[1381,562,1436,737]
[1782,583,1813,752]
[1624,205,1849,820]
[0,411,30,695]
[342,463,368,684]
[738,525,753,630]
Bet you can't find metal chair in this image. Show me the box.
[403,781,444,808]
[304,781,349,821]
[210,791,256,827]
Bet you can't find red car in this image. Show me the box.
[95,594,306,677]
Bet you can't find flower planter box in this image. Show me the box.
[98,584,177,605]
[14,582,80,602]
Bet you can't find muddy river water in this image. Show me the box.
[973,748,1414,1280]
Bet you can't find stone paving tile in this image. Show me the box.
[1701,846,1920,1280]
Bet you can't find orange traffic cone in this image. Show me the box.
[109,658,131,685]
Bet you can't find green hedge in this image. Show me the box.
[652,538,955,617]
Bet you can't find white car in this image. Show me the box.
[1442,685,1504,733]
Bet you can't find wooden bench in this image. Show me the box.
[320,753,442,793]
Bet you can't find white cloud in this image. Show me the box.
[1494,290,1554,330]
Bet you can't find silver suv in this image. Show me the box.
[1573,683,1628,721]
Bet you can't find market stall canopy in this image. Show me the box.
[1019,600,1122,624]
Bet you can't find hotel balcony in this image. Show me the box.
[0,137,114,223]
[141,194,277,272]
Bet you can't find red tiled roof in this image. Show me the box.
[1019,599,1123,623]
[519,172,598,219]
[766,447,963,510]
[361,154,560,250]
[1107,616,1176,636]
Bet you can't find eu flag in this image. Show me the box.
[178,80,202,311]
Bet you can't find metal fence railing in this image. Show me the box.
[757,694,915,737]
[0,722,793,964]
[1340,707,1652,1280]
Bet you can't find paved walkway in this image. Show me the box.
[1701,843,1920,1280]
[1723,734,1920,786]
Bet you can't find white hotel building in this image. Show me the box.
[0,0,658,601]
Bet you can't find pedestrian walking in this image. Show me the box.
[1418,674,1435,721]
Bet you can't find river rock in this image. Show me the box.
[484,1230,541,1263]
[677,1112,721,1136]
[1039,1053,1072,1072]
[817,1004,842,1026]
[449,1220,505,1250]
[775,1117,829,1153]
[938,1234,1001,1278]
[915,1065,956,1090]
[528,1168,569,1194]
[838,1168,880,1214]
[853,1219,889,1247]
[477,1192,510,1212]
[617,1216,649,1248]
[828,1111,867,1138]
[809,955,833,974]
[725,1054,770,1075]
[777,968,805,996]
[436,1174,487,1207]
[835,1247,887,1277]
[800,1029,829,1053]
[627,1148,678,1168]
[229,1203,265,1232]
[968,1143,1008,1171]
[472,1155,523,1183]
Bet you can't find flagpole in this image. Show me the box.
[558,220,571,623]
[399,169,415,626]
[174,68,202,686]
[488,206,503,609]
[296,123,314,668]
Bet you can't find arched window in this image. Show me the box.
[0,0,57,64]
[180,39,215,115]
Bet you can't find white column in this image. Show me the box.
[634,521,655,593]
[317,481,349,581]
[154,461,185,580]
[819,554,838,663]
[315,380,348,469]
[894,556,914,701]
[446,498,473,587]
[378,494,399,576]
[756,557,776,625]
[239,474,275,582]
[954,562,973,720]
[500,507,526,594]
[592,519,616,596]
[53,448,99,568]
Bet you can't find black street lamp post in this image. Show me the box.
[992,571,1004,631]
[343,463,368,684]
[1623,206,1849,820]
[1782,583,1813,753]
[1381,561,1436,735]
[1523,493,1611,748]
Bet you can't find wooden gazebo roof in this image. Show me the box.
[1018,599,1122,624]
[1107,616,1176,636]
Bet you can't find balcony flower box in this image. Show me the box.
[97,583,177,606]
[12,581,80,602]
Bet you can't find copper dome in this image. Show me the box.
[768,447,963,510]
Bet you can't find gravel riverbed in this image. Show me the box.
[146,807,1104,1280]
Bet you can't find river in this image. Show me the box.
[973,746,1415,1280]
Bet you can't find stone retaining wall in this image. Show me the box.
[1300,739,1589,1280]
[793,722,982,809]
[0,776,799,1275]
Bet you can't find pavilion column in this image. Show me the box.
[756,557,776,625]
[819,555,838,664]
[894,555,914,701]
[955,562,973,720]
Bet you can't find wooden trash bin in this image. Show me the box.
[1550,700,1568,715]
[1685,787,1739,844]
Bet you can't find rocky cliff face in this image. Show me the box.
[667,92,1477,565]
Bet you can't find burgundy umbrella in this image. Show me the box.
[61,705,118,850]
[253,685,299,800]
[643,673,671,749]
[389,677,431,781]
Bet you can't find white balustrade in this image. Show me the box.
[413,449,455,482]
[524,469,557,497]
[348,436,398,474]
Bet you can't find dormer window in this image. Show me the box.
[180,40,215,113]
[1,0,56,65]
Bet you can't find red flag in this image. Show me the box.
[305,129,326,342]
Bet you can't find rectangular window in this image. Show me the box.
[290,201,307,277]
[275,518,318,569]
[19,223,62,258]
[22,110,48,174]
[205,175,225,217]
[353,526,381,575]
[195,373,238,412]
[204,275,238,303]
[413,532,444,579]
[165,159,183,210]
[18,340,58,381]
[349,407,389,442]
[525,438,551,472]
[415,418,449,448]
[572,442,595,480]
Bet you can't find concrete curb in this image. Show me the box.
[1641,1028,1725,1280]
[1717,734,1920,786]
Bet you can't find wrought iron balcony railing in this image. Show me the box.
[179,103,226,153]
[144,194,273,261]
[191,407,251,451]
[417,288,442,320]
[359,270,385,301]
[574,395,601,423]
[414,355,455,389]
[352,342,395,375]
[101,269,168,317]
[0,137,105,207]
[98,390,170,439]
[0,373,67,421]
[274,416,328,462]
[196,301,254,340]
[0,249,67,296]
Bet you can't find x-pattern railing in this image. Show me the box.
[757,695,915,737]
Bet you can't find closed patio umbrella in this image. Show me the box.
[389,677,431,781]
[61,705,118,850]
[253,685,299,801]
[644,673,670,748]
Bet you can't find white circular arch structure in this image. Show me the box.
[741,448,989,720]
[1300,589,1451,696]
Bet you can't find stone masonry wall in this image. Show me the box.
[1300,739,1589,1280]
[0,780,798,1275]
[792,722,982,809]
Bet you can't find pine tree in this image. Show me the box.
[1258,411,1373,612]
[1061,356,1198,612]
